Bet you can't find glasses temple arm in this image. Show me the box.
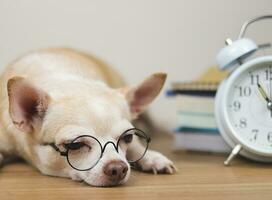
[49,143,67,156]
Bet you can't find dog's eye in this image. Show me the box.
[65,142,86,150]
[122,134,133,144]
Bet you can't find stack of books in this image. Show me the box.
[168,67,231,153]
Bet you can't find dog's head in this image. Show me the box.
[7,73,166,186]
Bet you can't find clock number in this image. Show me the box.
[243,87,251,96]
[236,86,251,97]
[265,66,272,80]
[250,74,259,85]
[232,101,241,111]
[251,129,258,141]
[239,118,247,128]
[267,132,272,143]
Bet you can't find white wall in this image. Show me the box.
[1,0,272,131]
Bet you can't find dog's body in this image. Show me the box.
[0,48,175,186]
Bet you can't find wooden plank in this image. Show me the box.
[1,134,272,200]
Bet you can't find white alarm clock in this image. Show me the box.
[215,15,272,165]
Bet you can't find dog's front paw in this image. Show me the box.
[134,150,177,174]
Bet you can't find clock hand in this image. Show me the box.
[269,67,272,98]
[257,83,271,103]
[257,83,272,114]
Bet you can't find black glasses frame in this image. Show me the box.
[50,128,151,171]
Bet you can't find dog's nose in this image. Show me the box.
[103,160,128,182]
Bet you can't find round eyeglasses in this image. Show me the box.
[50,128,151,171]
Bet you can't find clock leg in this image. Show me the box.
[224,144,242,166]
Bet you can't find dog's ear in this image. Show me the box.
[7,77,50,133]
[119,73,166,119]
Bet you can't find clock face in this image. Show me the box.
[226,61,272,155]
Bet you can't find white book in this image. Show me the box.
[173,132,231,153]
[177,111,217,129]
[175,95,215,114]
